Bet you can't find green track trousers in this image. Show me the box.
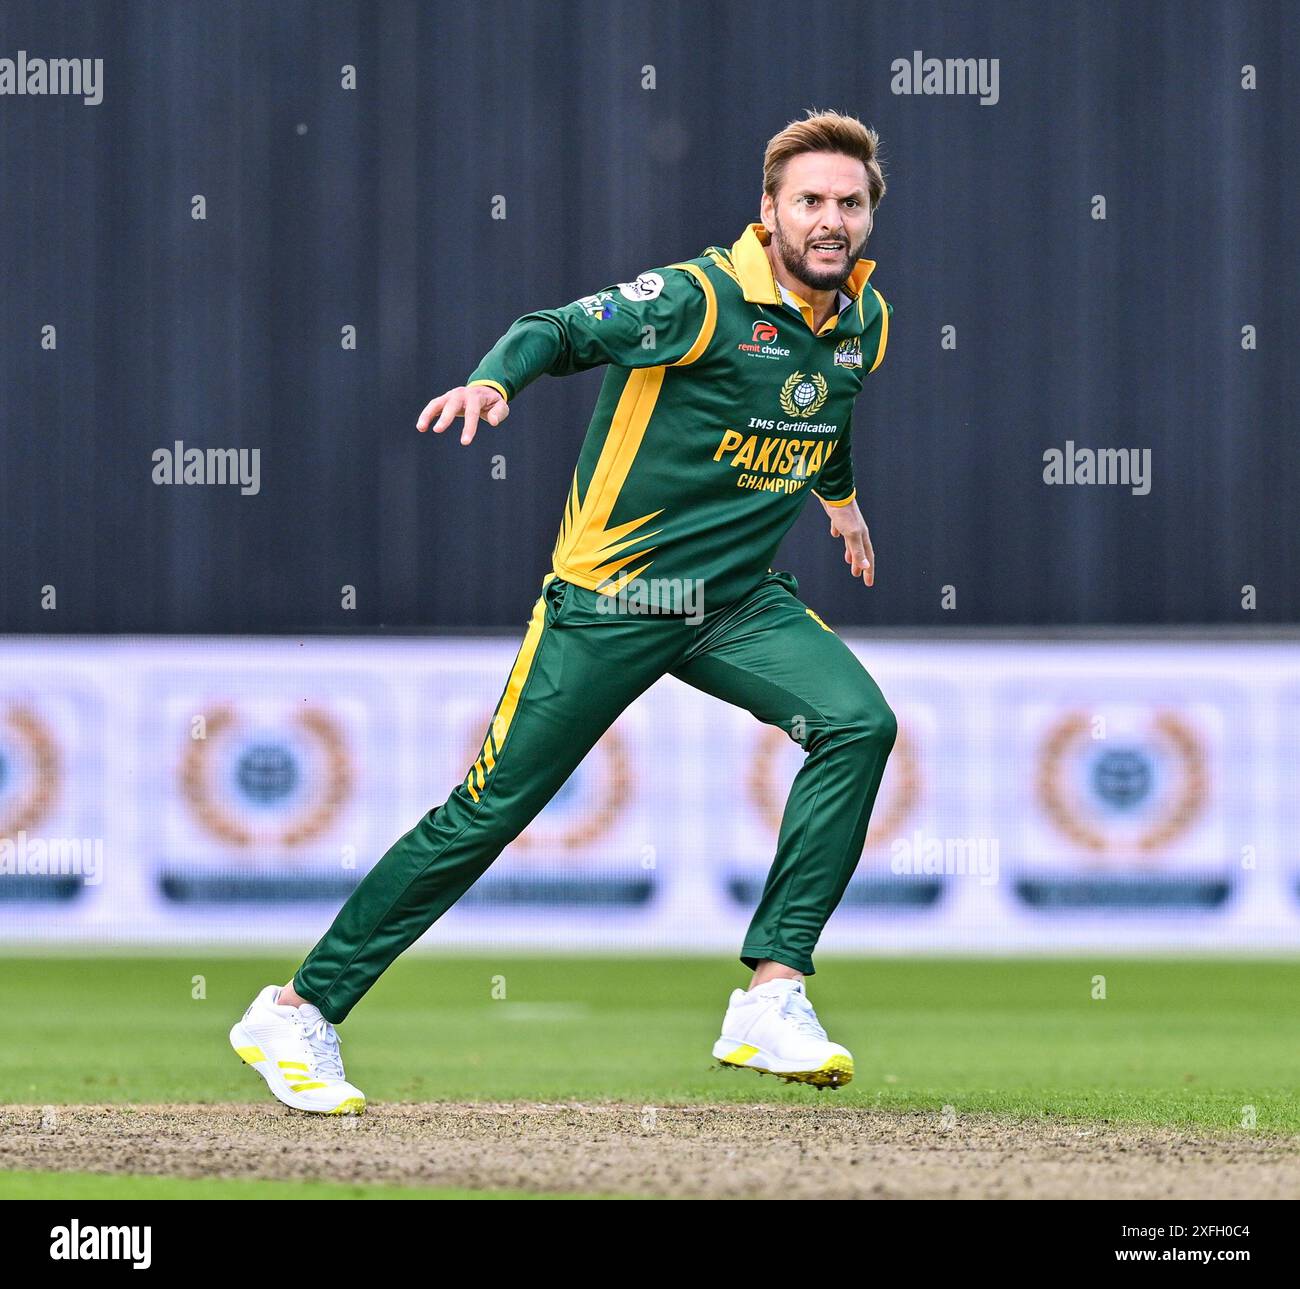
[294,570,896,1022]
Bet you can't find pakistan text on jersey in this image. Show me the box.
[715,430,841,480]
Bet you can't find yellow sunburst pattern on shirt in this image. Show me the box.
[551,367,666,595]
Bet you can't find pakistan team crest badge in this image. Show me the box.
[834,338,863,368]
[779,371,829,418]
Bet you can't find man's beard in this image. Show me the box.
[772,215,868,292]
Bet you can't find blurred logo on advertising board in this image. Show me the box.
[727,692,955,910]
[1008,695,1237,910]
[425,691,651,907]
[0,696,101,902]
[1277,684,1300,906]
[145,672,391,904]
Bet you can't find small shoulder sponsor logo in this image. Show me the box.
[618,271,664,302]
[50,1221,152,1269]
[578,291,618,320]
[834,338,862,368]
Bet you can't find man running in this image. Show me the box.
[229,109,896,1112]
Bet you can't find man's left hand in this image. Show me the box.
[819,495,875,586]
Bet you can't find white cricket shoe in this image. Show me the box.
[712,978,854,1089]
[229,984,366,1115]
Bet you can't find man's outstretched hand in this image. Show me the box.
[416,385,510,446]
[819,495,876,586]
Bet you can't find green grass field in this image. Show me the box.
[0,1170,583,1200]
[2,953,1296,1133]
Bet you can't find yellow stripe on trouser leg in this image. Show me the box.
[289,573,684,1024]
[464,592,548,796]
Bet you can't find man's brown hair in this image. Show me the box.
[762,109,886,210]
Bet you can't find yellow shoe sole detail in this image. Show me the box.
[779,1054,854,1089]
[234,1045,266,1064]
[329,1097,366,1116]
[716,1052,854,1090]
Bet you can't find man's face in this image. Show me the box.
[762,151,874,292]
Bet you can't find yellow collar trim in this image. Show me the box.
[728,222,876,308]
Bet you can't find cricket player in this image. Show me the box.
[230,110,896,1112]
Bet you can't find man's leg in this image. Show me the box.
[674,571,897,980]
[290,577,679,1023]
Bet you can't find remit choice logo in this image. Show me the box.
[738,319,790,359]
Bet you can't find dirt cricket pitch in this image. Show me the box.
[4,1102,1299,1199]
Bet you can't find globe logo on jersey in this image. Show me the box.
[779,371,829,418]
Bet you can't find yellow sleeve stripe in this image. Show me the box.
[868,288,889,373]
[812,488,857,507]
[468,378,510,403]
[666,263,718,367]
[705,249,741,288]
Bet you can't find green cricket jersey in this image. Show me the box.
[467,223,891,608]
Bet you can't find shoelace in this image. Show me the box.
[779,989,828,1040]
[294,1012,346,1081]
